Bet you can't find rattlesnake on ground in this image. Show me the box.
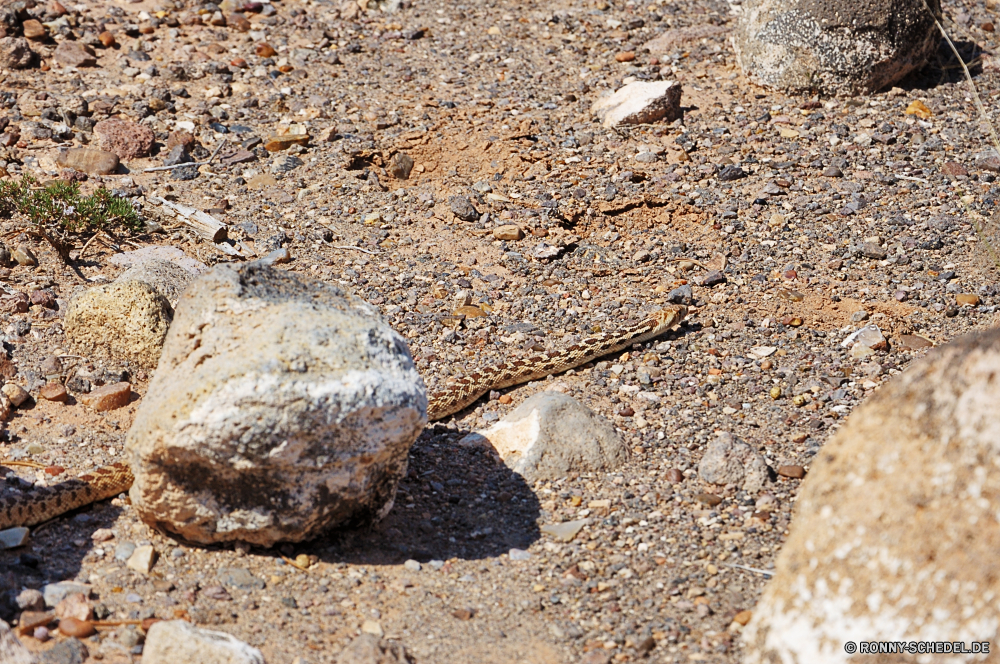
[0,305,687,530]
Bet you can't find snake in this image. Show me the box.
[0,305,687,530]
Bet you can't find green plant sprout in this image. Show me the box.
[0,175,142,262]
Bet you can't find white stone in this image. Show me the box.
[458,391,627,484]
[590,81,682,128]
[143,621,265,664]
[126,545,157,574]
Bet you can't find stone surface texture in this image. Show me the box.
[55,148,119,175]
[125,264,427,546]
[732,0,941,95]
[458,392,627,484]
[65,281,173,370]
[143,620,266,664]
[744,330,1000,663]
[591,81,682,128]
[115,258,196,307]
[93,117,155,160]
[698,431,770,493]
[0,37,34,69]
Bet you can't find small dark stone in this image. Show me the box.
[162,144,192,167]
[448,195,479,222]
[698,270,726,287]
[170,164,199,181]
[860,242,887,260]
[66,375,92,394]
[717,164,746,181]
[667,284,693,304]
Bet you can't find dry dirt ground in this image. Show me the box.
[2,0,1000,662]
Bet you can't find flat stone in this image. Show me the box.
[22,19,47,39]
[591,81,682,128]
[956,293,980,306]
[941,161,968,177]
[37,637,88,664]
[43,582,91,609]
[108,246,207,275]
[263,133,309,151]
[842,324,887,351]
[777,465,806,479]
[13,245,37,267]
[79,382,131,412]
[974,149,1000,172]
[218,567,265,590]
[540,519,589,543]
[125,264,426,546]
[898,334,934,350]
[38,383,68,403]
[54,41,96,67]
[492,224,524,241]
[126,545,157,574]
[360,620,384,637]
[0,526,29,549]
[143,621,264,664]
[458,392,627,484]
[749,346,777,359]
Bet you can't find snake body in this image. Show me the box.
[0,306,686,530]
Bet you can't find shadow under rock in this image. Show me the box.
[893,38,985,91]
[314,426,541,566]
[0,481,124,623]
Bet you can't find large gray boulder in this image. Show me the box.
[732,0,941,95]
[125,264,427,546]
[459,392,627,483]
[744,330,1000,662]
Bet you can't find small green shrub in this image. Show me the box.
[0,175,142,235]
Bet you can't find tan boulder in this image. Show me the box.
[744,329,1000,662]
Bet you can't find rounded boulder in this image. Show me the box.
[125,264,427,546]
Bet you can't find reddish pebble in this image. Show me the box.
[983,22,995,32]
[255,42,276,57]
[615,51,635,62]
[231,57,248,68]
[228,12,251,31]
[665,468,683,483]
[778,465,806,479]
[80,381,131,412]
[43,466,65,476]
[98,31,116,47]
[783,269,797,279]
[58,617,95,638]
[498,394,512,404]
[278,64,293,73]
[39,382,69,403]
[618,405,635,417]
[48,0,68,15]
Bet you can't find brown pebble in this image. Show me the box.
[231,57,248,68]
[98,31,116,47]
[278,64,294,73]
[983,21,995,32]
[451,608,474,620]
[665,468,683,483]
[58,617,95,638]
[615,51,635,62]
[733,610,752,626]
[256,42,276,57]
[694,492,723,507]
[777,465,806,479]
[22,19,47,40]
[39,382,69,403]
[498,394,512,404]
[760,359,773,370]
[79,382,131,412]
[48,0,68,15]
[956,293,980,307]
[228,12,252,31]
